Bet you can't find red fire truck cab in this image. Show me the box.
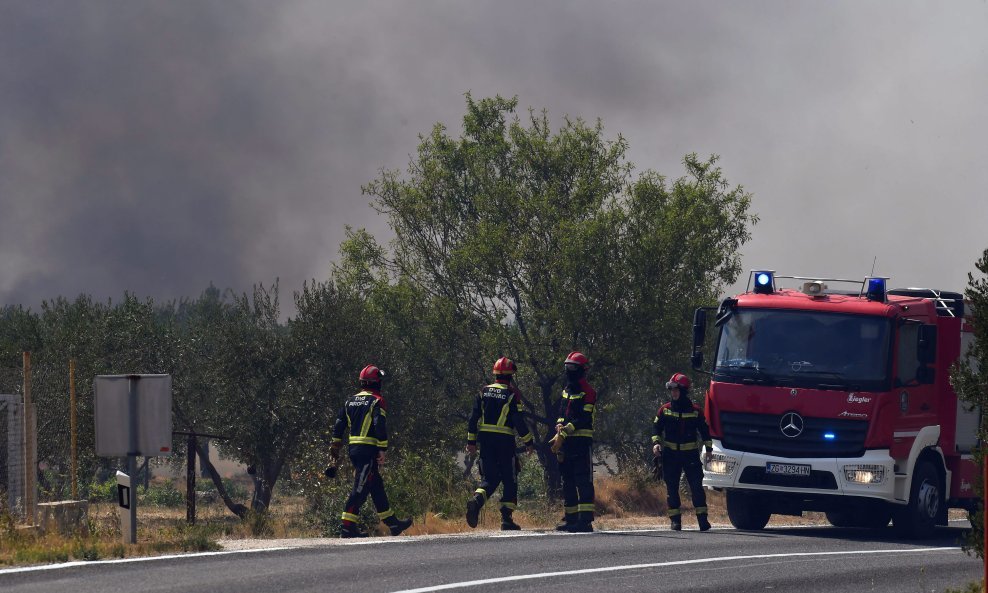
[692,271,977,538]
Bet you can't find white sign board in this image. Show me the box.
[95,375,172,457]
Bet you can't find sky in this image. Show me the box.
[1,1,986,315]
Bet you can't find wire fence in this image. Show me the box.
[0,398,28,520]
[0,354,107,524]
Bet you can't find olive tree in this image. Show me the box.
[352,94,757,489]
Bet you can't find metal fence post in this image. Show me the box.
[70,358,78,500]
[22,352,36,526]
[187,433,196,525]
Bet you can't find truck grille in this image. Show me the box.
[720,411,868,458]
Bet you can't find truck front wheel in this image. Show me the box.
[892,461,941,539]
[826,507,891,529]
[726,490,771,530]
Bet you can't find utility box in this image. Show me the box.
[116,471,134,544]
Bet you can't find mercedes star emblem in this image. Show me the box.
[780,412,804,438]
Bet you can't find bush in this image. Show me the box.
[306,448,471,534]
[141,481,185,507]
[945,582,983,593]
[86,477,117,503]
[221,478,250,502]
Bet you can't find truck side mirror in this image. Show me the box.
[691,309,707,370]
[917,324,937,365]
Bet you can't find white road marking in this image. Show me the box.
[0,547,293,576]
[388,547,958,593]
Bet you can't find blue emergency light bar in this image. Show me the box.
[823,433,836,440]
[865,277,887,302]
[753,270,774,294]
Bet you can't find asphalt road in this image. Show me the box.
[0,523,979,593]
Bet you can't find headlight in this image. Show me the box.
[843,464,886,484]
[704,453,738,475]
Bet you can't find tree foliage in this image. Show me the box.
[356,94,758,486]
[953,247,988,557]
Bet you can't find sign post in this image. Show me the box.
[95,374,172,545]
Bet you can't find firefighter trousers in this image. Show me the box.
[560,439,594,522]
[474,436,518,510]
[662,451,707,517]
[341,448,397,527]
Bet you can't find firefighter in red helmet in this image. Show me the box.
[652,372,712,531]
[550,351,597,532]
[466,356,534,530]
[330,365,413,538]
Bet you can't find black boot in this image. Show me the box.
[384,516,413,536]
[466,495,483,528]
[340,524,369,539]
[698,514,711,532]
[670,514,682,531]
[571,511,593,533]
[555,514,577,531]
[500,508,521,531]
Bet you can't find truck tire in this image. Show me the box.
[826,508,891,529]
[726,490,771,531]
[892,460,941,539]
[824,510,855,528]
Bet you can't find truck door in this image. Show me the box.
[892,319,938,445]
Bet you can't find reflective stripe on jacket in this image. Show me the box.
[332,390,389,450]
[652,400,711,451]
[467,383,533,444]
[556,380,597,441]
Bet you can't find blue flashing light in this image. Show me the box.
[865,277,886,302]
[753,271,774,294]
[823,433,836,440]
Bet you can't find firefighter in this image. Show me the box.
[550,351,597,533]
[652,372,712,531]
[466,356,534,530]
[330,365,413,538]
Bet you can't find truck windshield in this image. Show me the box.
[714,309,892,390]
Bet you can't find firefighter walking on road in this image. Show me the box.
[466,356,534,530]
[330,365,413,538]
[551,351,597,533]
[652,372,712,531]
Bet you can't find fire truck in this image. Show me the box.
[691,271,978,538]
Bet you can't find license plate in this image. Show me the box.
[765,462,811,476]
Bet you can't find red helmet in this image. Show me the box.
[666,372,690,390]
[359,365,384,383]
[564,351,589,368]
[493,356,517,375]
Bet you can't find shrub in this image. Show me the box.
[141,481,185,507]
[87,477,117,503]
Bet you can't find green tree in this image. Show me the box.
[953,247,988,557]
[353,94,757,489]
[168,283,311,516]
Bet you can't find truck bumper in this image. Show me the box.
[702,440,897,502]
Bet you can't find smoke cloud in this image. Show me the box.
[2,2,986,312]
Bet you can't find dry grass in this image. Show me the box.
[3,475,973,566]
[0,502,222,566]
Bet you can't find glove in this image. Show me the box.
[324,466,337,479]
[651,455,663,482]
[330,442,341,462]
[550,434,564,455]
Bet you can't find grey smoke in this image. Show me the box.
[2,2,986,312]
